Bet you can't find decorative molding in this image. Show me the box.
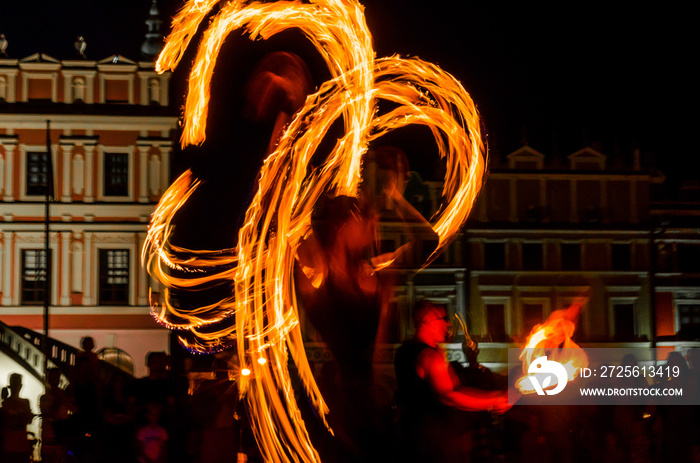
[0,114,178,132]
[93,234,136,244]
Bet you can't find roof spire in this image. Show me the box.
[141,0,164,60]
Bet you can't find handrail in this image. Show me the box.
[0,320,63,383]
[6,324,77,375]
[0,321,134,386]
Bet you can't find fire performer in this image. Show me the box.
[144,1,488,461]
[293,145,440,461]
[395,301,510,462]
[163,50,315,344]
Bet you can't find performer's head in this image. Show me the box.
[244,51,313,122]
[413,300,450,345]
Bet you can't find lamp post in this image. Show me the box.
[43,120,54,382]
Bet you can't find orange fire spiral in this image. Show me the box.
[142,0,487,461]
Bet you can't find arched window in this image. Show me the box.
[97,347,135,375]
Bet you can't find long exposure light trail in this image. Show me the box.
[143,1,487,461]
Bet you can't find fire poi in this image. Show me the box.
[142,0,486,461]
[516,302,589,395]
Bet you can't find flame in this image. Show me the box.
[143,1,487,461]
[516,302,589,394]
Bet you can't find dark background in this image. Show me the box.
[2,1,694,191]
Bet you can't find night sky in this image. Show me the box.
[2,1,694,190]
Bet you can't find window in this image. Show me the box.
[524,205,541,222]
[422,239,439,263]
[677,304,700,340]
[21,249,50,305]
[561,243,581,271]
[26,151,52,196]
[613,303,635,341]
[105,79,129,103]
[522,303,543,335]
[486,304,509,342]
[484,242,505,270]
[522,243,543,270]
[99,249,130,305]
[611,244,631,271]
[104,152,128,196]
[677,244,700,273]
[656,242,673,272]
[27,78,53,101]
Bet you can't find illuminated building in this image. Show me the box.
[367,143,700,369]
[305,143,700,369]
[466,145,699,347]
[466,146,655,345]
[0,5,177,378]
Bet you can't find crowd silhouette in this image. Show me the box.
[1,336,699,463]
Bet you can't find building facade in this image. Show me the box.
[331,143,700,371]
[2,46,697,375]
[0,52,177,376]
[466,146,654,345]
[465,145,700,348]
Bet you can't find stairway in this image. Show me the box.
[0,320,70,384]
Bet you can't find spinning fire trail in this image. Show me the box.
[142,0,487,461]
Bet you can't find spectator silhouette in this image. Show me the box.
[191,358,240,463]
[658,351,693,463]
[129,352,175,427]
[68,354,102,462]
[0,386,7,453]
[136,402,168,463]
[0,373,34,463]
[102,373,135,463]
[39,368,75,462]
[612,354,651,463]
[77,336,100,368]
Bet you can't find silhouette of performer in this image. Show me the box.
[395,301,510,463]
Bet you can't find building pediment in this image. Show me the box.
[20,53,60,64]
[568,147,606,170]
[19,53,61,71]
[98,55,136,65]
[97,55,138,73]
[507,145,545,169]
